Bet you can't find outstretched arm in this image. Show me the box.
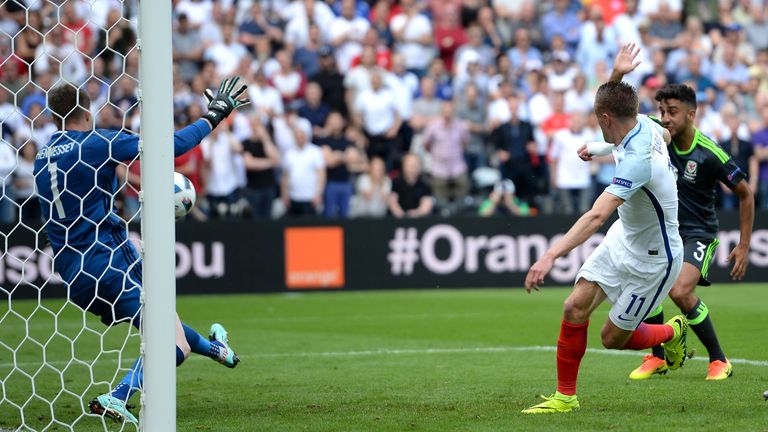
[609,43,642,83]
[524,192,624,292]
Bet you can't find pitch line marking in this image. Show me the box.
[2,346,767,369]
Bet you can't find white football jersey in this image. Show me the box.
[604,115,683,262]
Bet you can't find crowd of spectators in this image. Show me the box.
[1,0,768,224]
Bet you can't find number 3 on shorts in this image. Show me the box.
[693,241,707,262]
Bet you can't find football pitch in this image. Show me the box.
[1,284,767,431]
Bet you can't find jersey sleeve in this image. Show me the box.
[173,119,212,157]
[710,152,746,190]
[604,148,651,201]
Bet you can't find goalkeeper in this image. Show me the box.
[34,78,249,424]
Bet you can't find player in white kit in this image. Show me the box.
[521,77,689,414]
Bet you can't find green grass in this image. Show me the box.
[1,285,767,431]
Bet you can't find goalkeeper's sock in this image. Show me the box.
[556,320,588,396]
[182,323,221,360]
[643,305,666,359]
[623,323,675,350]
[686,299,726,362]
[111,357,143,402]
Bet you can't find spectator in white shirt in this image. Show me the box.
[329,0,370,73]
[281,127,326,216]
[204,23,248,77]
[248,68,285,124]
[351,156,392,218]
[390,0,435,75]
[201,121,244,219]
[549,112,593,215]
[353,70,402,168]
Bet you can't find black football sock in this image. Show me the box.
[644,305,665,360]
[686,299,726,362]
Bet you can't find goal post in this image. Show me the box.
[137,0,177,430]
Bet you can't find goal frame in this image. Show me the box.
[138,0,177,430]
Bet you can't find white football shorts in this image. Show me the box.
[576,236,683,331]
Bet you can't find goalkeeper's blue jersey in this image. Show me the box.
[33,119,211,288]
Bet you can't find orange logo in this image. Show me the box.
[284,227,345,289]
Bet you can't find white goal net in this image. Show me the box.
[0,0,150,430]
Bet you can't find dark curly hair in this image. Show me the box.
[654,83,697,108]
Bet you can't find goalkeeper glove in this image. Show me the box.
[202,76,250,128]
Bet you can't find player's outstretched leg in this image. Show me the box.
[629,305,668,380]
[683,299,731,380]
[89,357,142,424]
[208,322,240,368]
[182,322,240,367]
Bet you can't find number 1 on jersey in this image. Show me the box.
[48,162,66,218]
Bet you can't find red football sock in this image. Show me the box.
[623,323,674,350]
[556,320,589,396]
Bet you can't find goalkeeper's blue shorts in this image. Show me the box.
[61,245,143,329]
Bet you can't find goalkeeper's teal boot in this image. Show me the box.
[209,323,240,368]
[89,394,138,424]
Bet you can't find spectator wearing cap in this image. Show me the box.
[329,0,371,73]
[299,82,331,140]
[712,42,750,90]
[242,119,281,219]
[293,24,325,78]
[540,0,581,51]
[390,0,435,76]
[353,70,402,168]
[281,126,326,217]
[423,100,470,207]
[310,47,347,116]
[492,95,537,206]
[318,112,356,218]
[388,153,434,218]
[249,68,285,125]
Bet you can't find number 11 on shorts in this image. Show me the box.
[625,294,646,317]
